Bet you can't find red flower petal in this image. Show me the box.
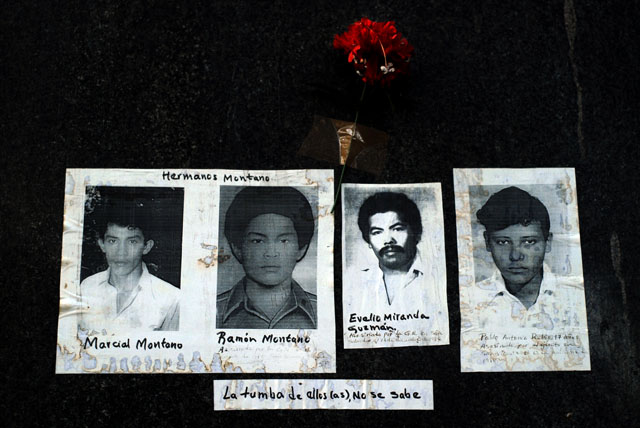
[333,17,413,86]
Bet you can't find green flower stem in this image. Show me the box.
[331,82,367,214]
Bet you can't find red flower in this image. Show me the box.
[333,17,414,86]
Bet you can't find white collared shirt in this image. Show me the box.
[346,250,441,314]
[463,264,586,331]
[79,263,180,333]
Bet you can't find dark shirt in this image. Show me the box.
[216,278,317,329]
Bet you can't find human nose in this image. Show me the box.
[264,241,280,258]
[383,231,397,246]
[115,241,128,257]
[509,245,524,261]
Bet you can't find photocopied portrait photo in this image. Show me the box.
[79,185,184,334]
[342,183,449,349]
[56,169,336,374]
[216,186,318,329]
[454,168,590,372]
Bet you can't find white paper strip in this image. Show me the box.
[214,379,434,410]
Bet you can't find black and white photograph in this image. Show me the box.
[79,185,184,333]
[215,185,319,329]
[454,168,590,372]
[342,183,449,348]
[56,169,335,374]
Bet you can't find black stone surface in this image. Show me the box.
[2,1,638,426]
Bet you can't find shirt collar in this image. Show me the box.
[221,278,316,328]
[488,264,556,299]
[98,262,150,292]
[407,250,426,279]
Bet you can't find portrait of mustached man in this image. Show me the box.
[352,192,426,310]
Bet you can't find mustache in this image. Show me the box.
[378,245,405,256]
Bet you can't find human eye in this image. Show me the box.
[393,225,407,232]
[523,239,537,245]
[250,238,263,244]
[370,229,381,236]
[107,238,117,244]
[129,239,138,244]
[280,238,290,244]
[495,239,510,245]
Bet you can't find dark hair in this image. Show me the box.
[91,188,154,241]
[476,186,551,240]
[357,192,422,244]
[224,186,315,254]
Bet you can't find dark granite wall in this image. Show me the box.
[2,0,638,426]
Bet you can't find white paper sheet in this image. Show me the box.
[341,183,449,348]
[56,169,336,373]
[454,168,590,372]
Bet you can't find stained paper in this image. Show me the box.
[56,169,335,373]
[454,168,590,372]
[341,183,449,348]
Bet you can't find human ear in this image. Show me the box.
[296,244,309,262]
[143,239,154,255]
[545,233,553,253]
[231,243,243,264]
[98,238,106,254]
[483,231,491,252]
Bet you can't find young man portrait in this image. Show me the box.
[216,186,317,329]
[79,189,181,333]
[455,168,590,371]
[471,186,582,330]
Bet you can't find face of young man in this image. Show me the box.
[234,213,307,288]
[98,223,153,277]
[484,221,552,291]
[368,211,417,271]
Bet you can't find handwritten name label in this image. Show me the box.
[345,311,441,347]
[468,331,589,369]
[161,170,271,182]
[214,379,434,410]
[83,337,183,351]
[347,310,430,333]
[216,331,311,346]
